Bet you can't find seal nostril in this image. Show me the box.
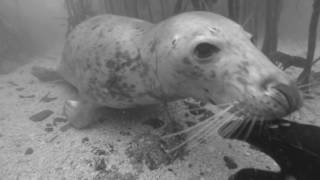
[260,77,277,91]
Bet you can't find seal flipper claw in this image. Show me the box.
[63,99,99,129]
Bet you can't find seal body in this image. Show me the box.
[59,15,157,108]
[58,11,302,128]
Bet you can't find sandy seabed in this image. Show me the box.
[1,40,319,180]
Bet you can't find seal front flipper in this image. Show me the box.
[63,99,100,129]
[31,66,63,82]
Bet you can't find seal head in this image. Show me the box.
[144,11,302,120]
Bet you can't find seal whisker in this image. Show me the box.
[243,115,259,140]
[300,103,318,117]
[257,117,265,135]
[186,116,224,151]
[218,105,250,137]
[227,115,252,136]
[290,106,309,122]
[205,103,252,141]
[230,114,251,137]
[239,114,260,140]
[176,109,238,151]
[201,113,238,141]
[219,119,243,138]
[298,80,320,89]
[161,114,215,139]
[302,93,316,99]
[301,89,320,99]
[162,104,234,139]
[167,117,218,153]
[200,112,237,139]
[227,105,257,138]
[294,85,320,121]
[223,117,248,138]
[165,105,234,152]
[215,102,239,108]
[217,115,244,137]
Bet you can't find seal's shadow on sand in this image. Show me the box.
[221,119,320,180]
[92,104,173,133]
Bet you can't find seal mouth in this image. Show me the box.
[272,83,302,114]
[214,82,303,121]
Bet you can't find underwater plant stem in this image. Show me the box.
[298,0,320,85]
[262,0,282,58]
[228,0,240,22]
[173,0,184,14]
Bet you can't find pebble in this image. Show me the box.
[53,117,67,126]
[223,156,238,169]
[25,148,34,155]
[94,158,106,171]
[29,110,54,122]
[82,137,89,143]
[16,87,25,91]
[142,118,164,129]
[60,124,72,132]
[40,93,57,103]
[19,95,35,98]
[45,127,54,132]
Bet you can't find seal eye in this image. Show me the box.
[194,43,220,59]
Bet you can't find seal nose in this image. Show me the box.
[260,77,303,113]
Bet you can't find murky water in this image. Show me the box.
[0,0,319,179]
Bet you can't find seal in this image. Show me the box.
[57,11,303,129]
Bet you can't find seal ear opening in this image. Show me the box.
[194,42,220,59]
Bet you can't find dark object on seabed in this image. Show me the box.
[270,51,307,70]
[220,119,320,180]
